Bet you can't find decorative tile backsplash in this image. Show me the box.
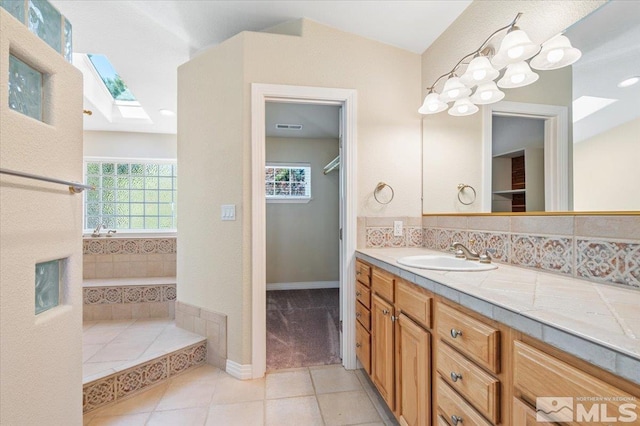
[361,215,640,289]
[83,237,176,255]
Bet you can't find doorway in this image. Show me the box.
[264,102,341,370]
[251,84,357,379]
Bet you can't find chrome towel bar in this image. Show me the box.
[0,167,95,193]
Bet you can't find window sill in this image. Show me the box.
[266,198,312,204]
[83,231,177,239]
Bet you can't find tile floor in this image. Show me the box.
[83,319,204,382]
[83,364,398,426]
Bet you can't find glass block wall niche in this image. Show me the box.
[35,259,61,314]
[1,0,72,62]
[8,55,43,121]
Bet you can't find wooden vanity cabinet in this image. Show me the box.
[355,260,372,374]
[372,293,395,410]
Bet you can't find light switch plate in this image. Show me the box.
[221,204,236,221]
[393,220,403,236]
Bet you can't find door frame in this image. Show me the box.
[481,101,570,212]
[251,84,358,378]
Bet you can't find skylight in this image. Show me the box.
[87,54,137,101]
[572,96,618,123]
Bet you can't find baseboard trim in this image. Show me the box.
[225,359,253,380]
[266,281,339,291]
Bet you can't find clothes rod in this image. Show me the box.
[323,156,340,175]
[0,167,95,193]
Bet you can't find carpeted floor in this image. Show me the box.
[266,288,341,371]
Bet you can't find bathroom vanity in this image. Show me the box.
[355,249,640,426]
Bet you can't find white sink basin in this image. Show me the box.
[396,255,497,271]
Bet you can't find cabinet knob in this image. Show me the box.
[450,328,463,338]
[451,415,463,425]
[450,372,463,382]
[356,271,362,275]
[382,309,390,315]
[356,291,361,297]
[356,343,361,348]
[356,312,361,318]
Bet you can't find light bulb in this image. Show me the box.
[428,103,438,112]
[472,69,487,81]
[448,88,460,98]
[508,46,524,59]
[546,48,564,63]
[458,104,469,114]
[511,73,525,84]
[480,91,492,101]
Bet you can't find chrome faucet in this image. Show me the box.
[451,241,480,260]
[91,223,104,237]
[107,229,117,237]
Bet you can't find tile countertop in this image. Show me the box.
[356,248,640,385]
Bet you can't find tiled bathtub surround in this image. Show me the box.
[83,278,176,321]
[360,215,640,289]
[176,301,228,370]
[83,237,177,279]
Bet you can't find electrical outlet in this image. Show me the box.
[393,220,403,237]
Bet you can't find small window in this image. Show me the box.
[265,163,311,202]
[84,159,177,232]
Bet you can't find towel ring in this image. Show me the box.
[457,183,476,205]
[374,182,394,204]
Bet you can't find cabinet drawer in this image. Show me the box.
[437,303,500,374]
[437,415,451,426]
[356,321,371,375]
[395,278,432,329]
[512,397,556,426]
[513,341,634,426]
[356,281,371,309]
[437,343,500,423]
[372,268,394,302]
[356,260,372,287]
[356,300,371,330]
[437,376,493,426]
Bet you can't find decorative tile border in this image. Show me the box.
[576,240,640,288]
[84,285,176,305]
[365,226,423,248]
[83,341,206,414]
[83,238,176,255]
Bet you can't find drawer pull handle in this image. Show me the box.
[451,415,463,425]
[356,343,361,348]
[356,312,361,318]
[450,328,463,338]
[356,291,362,297]
[356,271,362,275]
[382,309,390,315]
[450,372,462,382]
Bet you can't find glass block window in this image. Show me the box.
[1,0,25,23]
[84,160,177,231]
[28,0,62,53]
[8,54,43,121]
[35,259,61,314]
[265,163,311,201]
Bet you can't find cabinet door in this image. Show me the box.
[371,294,395,410]
[397,313,431,426]
[356,321,371,375]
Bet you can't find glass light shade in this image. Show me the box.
[470,81,505,105]
[418,92,448,114]
[448,98,479,116]
[530,35,582,70]
[491,29,540,67]
[460,56,500,86]
[439,76,471,103]
[497,61,539,88]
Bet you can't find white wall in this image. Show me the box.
[574,117,640,211]
[266,137,339,285]
[1,11,84,425]
[84,130,177,159]
[178,19,422,365]
[421,0,604,213]
[492,116,544,156]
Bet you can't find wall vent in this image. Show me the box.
[275,124,303,130]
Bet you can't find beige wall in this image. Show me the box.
[266,137,339,285]
[178,19,421,365]
[0,11,84,425]
[574,118,640,211]
[421,1,604,213]
[84,130,177,159]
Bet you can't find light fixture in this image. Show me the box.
[418,92,448,114]
[448,98,478,116]
[439,76,471,103]
[617,76,640,88]
[418,13,581,117]
[470,81,505,104]
[460,55,499,87]
[530,35,581,70]
[498,61,539,88]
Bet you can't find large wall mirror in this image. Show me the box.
[422,1,640,214]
